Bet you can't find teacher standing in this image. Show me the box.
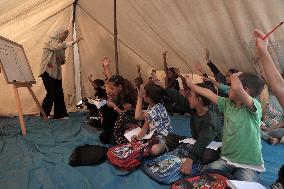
[39,28,82,119]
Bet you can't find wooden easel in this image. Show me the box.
[0,36,48,136]
[12,82,47,136]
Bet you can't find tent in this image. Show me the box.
[0,0,284,115]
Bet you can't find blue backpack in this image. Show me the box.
[142,143,202,184]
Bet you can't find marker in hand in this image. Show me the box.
[262,21,284,40]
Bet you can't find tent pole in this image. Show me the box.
[72,0,78,25]
[114,0,119,75]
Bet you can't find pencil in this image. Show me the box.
[262,21,284,40]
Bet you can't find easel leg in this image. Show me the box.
[13,85,26,136]
[27,85,48,120]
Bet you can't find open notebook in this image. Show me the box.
[179,138,222,150]
[124,127,155,142]
[87,99,107,109]
[227,180,266,189]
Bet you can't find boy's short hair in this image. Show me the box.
[144,83,164,104]
[228,68,239,74]
[238,73,265,98]
[93,79,105,88]
[194,82,217,106]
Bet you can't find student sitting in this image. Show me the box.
[132,83,172,156]
[163,51,180,91]
[166,82,223,175]
[204,48,239,86]
[261,93,284,145]
[186,72,265,182]
[93,57,138,144]
[87,75,107,99]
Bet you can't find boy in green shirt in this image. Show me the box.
[185,72,265,182]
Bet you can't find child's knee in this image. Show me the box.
[165,134,182,151]
[234,169,260,182]
[202,149,220,164]
[202,159,228,172]
[150,144,166,156]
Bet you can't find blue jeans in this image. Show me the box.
[203,158,261,182]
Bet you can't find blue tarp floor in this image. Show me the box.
[0,111,283,189]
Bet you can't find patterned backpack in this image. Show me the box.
[107,140,156,171]
[142,143,202,184]
[172,172,230,189]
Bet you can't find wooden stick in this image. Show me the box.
[13,84,26,136]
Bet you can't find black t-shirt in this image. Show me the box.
[168,78,180,91]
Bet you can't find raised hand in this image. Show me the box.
[253,29,268,56]
[205,48,210,61]
[163,51,168,59]
[137,64,141,72]
[230,72,243,90]
[137,84,145,99]
[102,56,110,67]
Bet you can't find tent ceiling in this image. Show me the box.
[0,0,284,115]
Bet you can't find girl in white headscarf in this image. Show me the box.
[39,27,82,119]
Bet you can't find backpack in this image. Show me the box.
[69,144,108,167]
[172,172,229,189]
[107,140,156,171]
[271,164,284,189]
[142,143,202,184]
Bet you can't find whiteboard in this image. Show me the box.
[0,36,35,84]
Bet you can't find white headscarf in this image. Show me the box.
[49,27,69,41]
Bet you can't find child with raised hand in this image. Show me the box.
[101,56,112,80]
[185,72,265,182]
[134,64,144,90]
[163,51,180,91]
[87,74,107,99]
[168,82,223,175]
[253,29,284,109]
[132,83,172,156]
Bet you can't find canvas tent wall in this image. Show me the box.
[0,0,284,115]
